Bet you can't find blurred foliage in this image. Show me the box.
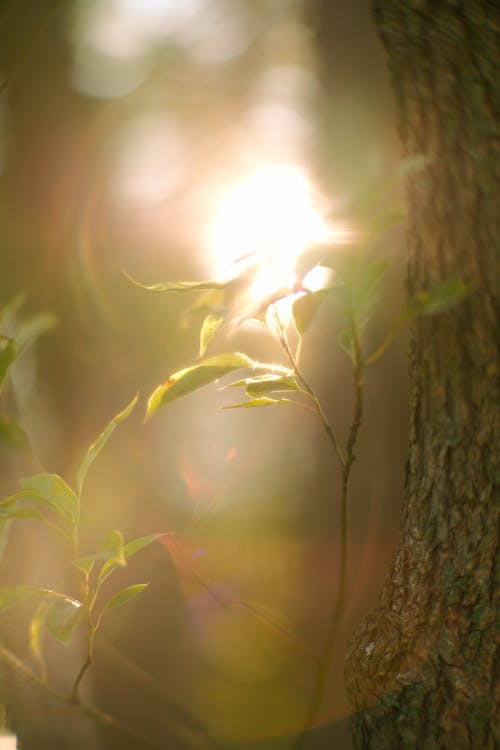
[0,1,410,748]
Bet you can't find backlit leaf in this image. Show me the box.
[0,507,45,523]
[29,601,49,662]
[20,474,78,522]
[77,395,138,496]
[0,338,16,392]
[124,533,164,559]
[125,272,225,294]
[1,489,71,522]
[72,556,98,575]
[0,292,27,327]
[146,352,254,420]
[223,397,295,409]
[199,314,224,357]
[292,290,330,336]
[338,328,354,357]
[0,417,28,448]
[15,313,57,352]
[98,529,127,585]
[46,598,83,645]
[0,586,35,614]
[102,583,149,613]
[411,279,468,316]
[324,255,389,325]
[229,374,298,396]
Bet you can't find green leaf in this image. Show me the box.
[338,328,354,357]
[72,556,97,575]
[0,417,29,448]
[20,474,78,522]
[0,292,27,328]
[0,507,45,523]
[0,338,16,392]
[73,533,163,576]
[15,312,57,353]
[369,209,405,238]
[101,583,150,613]
[123,533,164,559]
[45,598,83,645]
[326,255,389,325]
[98,529,127,585]
[293,246,329,283]
[1,489,71,523]
[29,601,49,662]
[0,585,35,614]
[359,258,389,298]
[0,519,12,564]
[229,374,298,396]
[223,397,295,409]
[199,314,224,357]
[146,352,255,420]
[124,272,225,294]
[292,290,330,336]
[77,395,138,496]
[411,279,468,316]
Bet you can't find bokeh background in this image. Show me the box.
[0,1,408,748]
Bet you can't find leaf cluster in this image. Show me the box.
[128,230,468,420]
[0,394,161,690]
[0,293,57,449]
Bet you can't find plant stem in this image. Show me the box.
[0,643,212,749]
[271,308,345,468]
[71,596,97,700]
[365,308,411,365]
[290,317,364,750]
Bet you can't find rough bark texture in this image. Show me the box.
[345,3,499,748]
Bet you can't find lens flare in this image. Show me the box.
[208,164,333,307]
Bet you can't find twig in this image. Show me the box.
[271,308,345,469]
[290,318,364,750]
[365,308,410,365]
[0,642,211,749]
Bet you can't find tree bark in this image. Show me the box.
[346,3,499,748]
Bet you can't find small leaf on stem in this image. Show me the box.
[46,598,83,645]
[0,585,36,614]
[146,352,254,420]
[97,530,127,585]
[102,583,150,613]
[123,533,165,559]
[338,328,354,358]
[411,279,468,316]
[77,395,138,496]
[223,397,296,409]
[229,374,298,396]
[124,273,225,294]
[199,314,224,357]
[0,338,16,392]
[20,473,78,522]
[29,601,49,664]
[292,290,330,336]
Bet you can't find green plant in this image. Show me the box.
[0,392,171,741]
[0,293,56,451]
[0,239,467,747]
[128,241,468,747]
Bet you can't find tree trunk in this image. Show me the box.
[345,3,499,748]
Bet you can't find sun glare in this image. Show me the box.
[208,164,333,307]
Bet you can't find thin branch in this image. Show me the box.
[271,308,345,469]
[0,642,211,750]
[291,318,365,750]
[365,308,410,365]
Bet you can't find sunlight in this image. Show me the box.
[208,164,333,308]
